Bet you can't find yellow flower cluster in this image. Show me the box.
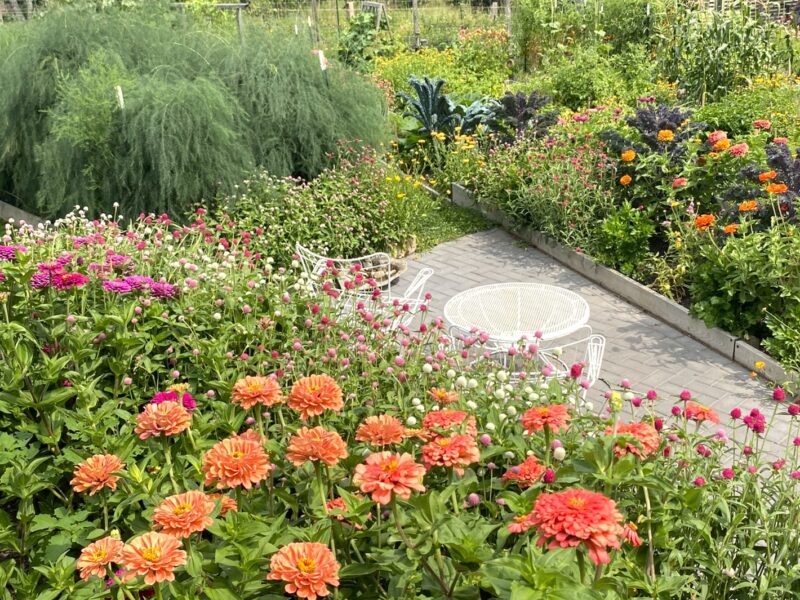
[431,131,447,142]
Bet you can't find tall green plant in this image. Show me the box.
[0,4,388,219]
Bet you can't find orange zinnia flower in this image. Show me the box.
[738,200,758,213]
[619,174,632,186]
[135,400,192,440]
[724,224,739,235]
[521,405,570,434]
[208,493,238,516]
[120,532,186,585]
[286,426,348,467]
[694,214,715,231]
[288,375,344,420]
[620,149,636,162]
[352,451,426,505]
[422,410,478,440]
[152,490,215,538]
[502,455,546,488]
[712,138,731,152]
[684,401,720,424]
[355,415,406,446]
[236,428,267,445]
[70,454,125,496]
[527,488,624,565]
[605,422,660,458]
[766,182,788,194]
[758,170,777,182]
[203,436,272,490]
[421,434,480,475]
[427,387,459,404]
[76,536,124,581]
[231,375,283,410]
[656,129,674,142]
[267,542,340,600]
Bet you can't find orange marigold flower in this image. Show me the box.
[738,200,758,213]
[766,182,788,194]
[135,401,192,440]
[684,401,720,424]
[712,138,731,152]
[352,451,426,505]
[656,129,674,142]
[421,433,480,475]
[152,491,215,538]
[76,536,124,581]
[231,375,283,410]
[422,410,478,440]
[355,415,406,446]
[208,493,238,516]
[527,488,624,565]
[724,224,739,235]
[120,532,186,585]
[267,542,340,600]
[521,405,570,434]
[694,214,716,231]
[502,455,546,488]
[620,149,636,162]
[619,174,632,186]
[286,426,348,467]
[203,436,272,490]
[288,375,344,420]
[70,454,125,496]
[605,422,660,458]
[427,387,459,404]
[758,170,777,182]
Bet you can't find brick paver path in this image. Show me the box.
[397,229,791,450]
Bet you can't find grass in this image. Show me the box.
[413,196,492,252]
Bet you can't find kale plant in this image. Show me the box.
[488,91,558,141]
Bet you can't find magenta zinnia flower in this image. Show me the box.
[150,282,179,299]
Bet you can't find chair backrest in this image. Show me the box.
[583,334,606,387]
[402,268,434,301]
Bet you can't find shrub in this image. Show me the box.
[593,202,656,277]
[373,41,507,101]
[0,4,388,219]
[215,148,486,263]
[470,127,617,251]
[695,75,800,139]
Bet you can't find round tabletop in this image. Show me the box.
[443,282,590,343]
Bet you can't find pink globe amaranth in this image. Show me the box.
[671,406,681,416]
[479,434,492,446]
[542,468,556,484]
[653,418,663,431]
[773,387,786,402]
[467,493,480,507]
[789,404,800,416]
[721,468,735,479]
[679,390,691,401]
[743,445,753,456]
[730,408,742,419]
[620,379,631,389]
[693,477,705,486]
[646,389,657,401]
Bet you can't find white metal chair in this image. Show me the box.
[537,330,606,396]
[480,327,605,399]
[295,242,395,295]
[295,242,433,330]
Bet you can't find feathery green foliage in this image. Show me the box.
[0,3,388,219]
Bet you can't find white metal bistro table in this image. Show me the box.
[443,282,590,344]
